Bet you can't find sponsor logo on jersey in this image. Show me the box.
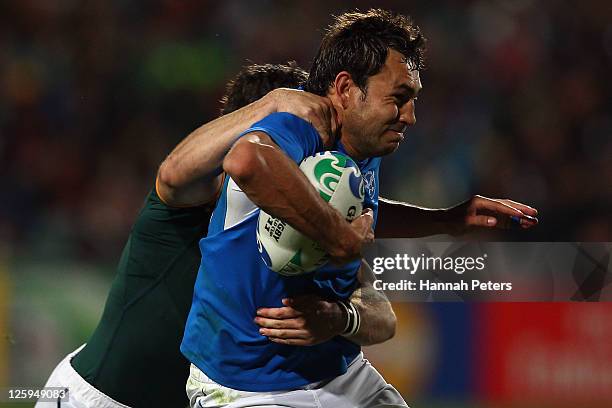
[363,170,376,199]
[256,229,273,267]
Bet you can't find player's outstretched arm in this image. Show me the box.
[255,260,396,346]
[157,89,337,207]
[376,195,539,238]
[224,131,372,263]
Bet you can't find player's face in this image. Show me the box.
[343,49,422,159]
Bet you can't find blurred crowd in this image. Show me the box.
[1,0,611,263]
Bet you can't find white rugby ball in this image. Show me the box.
[256,151,365,276]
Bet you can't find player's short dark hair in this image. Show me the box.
[304,9,426,96]
[220,62,308,115]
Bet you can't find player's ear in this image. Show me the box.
[332,71,354,109]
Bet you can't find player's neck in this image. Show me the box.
[339,135,367,162]
[325,94,363,161]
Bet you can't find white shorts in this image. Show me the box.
[186,352,408,408]
[35,345,131,408]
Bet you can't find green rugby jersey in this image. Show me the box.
[71,187,211,407]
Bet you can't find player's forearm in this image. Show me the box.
[343,284,396,346]
[224,133,359,260]
[157,94,277,206]
[378,196,539,237]
[377,197,449,238]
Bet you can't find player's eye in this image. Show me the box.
[393,95,410,107]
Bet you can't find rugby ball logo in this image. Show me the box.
[257,151,364,275]
[313,153,348,201]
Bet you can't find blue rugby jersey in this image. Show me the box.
[181,112,381,391]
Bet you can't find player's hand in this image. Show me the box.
[327,209,374,265]
[444,195,538,235]
[268,88,338,148]
[255,295,345,346]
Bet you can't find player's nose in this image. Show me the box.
[399,100,416,127]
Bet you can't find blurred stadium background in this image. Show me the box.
[1,1,611,407]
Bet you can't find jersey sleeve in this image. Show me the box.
[131,189,211,256]
[240,112,323,163]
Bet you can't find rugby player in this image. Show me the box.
[180,9,537,408]
[37,63,397,408]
